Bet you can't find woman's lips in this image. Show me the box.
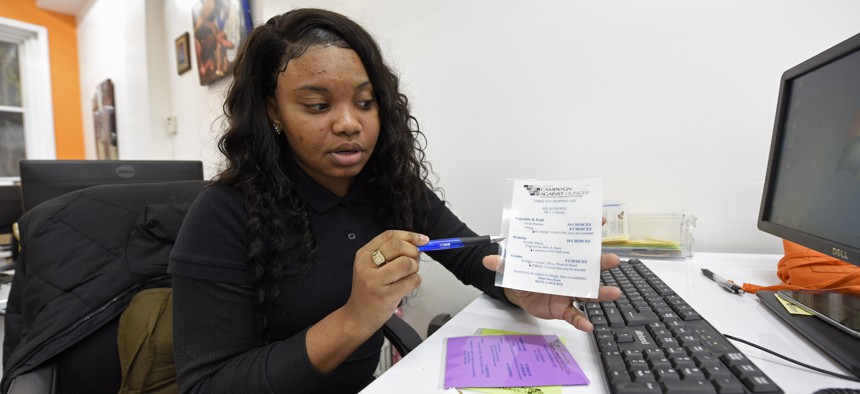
[330,149,363,166]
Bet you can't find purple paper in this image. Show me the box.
[444,334,589,388]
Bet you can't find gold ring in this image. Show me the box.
[372,249,386,266]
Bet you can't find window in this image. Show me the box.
[0,17,55,182]
[0,40,25,178]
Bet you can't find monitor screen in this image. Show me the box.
[758,32,860,267]
[19,160,204,212]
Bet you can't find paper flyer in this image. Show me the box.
[463,329,568,394]
[443,335,589,389]
[496,179,602,298]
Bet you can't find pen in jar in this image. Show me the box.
[701,268,743,295]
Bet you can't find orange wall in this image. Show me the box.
[0,0,84,159]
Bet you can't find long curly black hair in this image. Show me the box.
[215,8,433,306]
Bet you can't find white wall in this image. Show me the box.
[76,0,860,336]
[77,0,224,173]
[77,0,177,161]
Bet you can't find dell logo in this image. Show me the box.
[832,248,848,260]
[115,165,136,179]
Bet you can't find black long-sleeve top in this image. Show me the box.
[168,163,507,393]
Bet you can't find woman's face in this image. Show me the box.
[267,45,380,197]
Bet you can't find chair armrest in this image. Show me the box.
[382,314,422,356]
[427,313,452,337]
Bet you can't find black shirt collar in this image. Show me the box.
[284,156,370,213]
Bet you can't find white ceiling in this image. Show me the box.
[35,0,90,16]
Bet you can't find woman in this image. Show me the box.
[169,8,620,393]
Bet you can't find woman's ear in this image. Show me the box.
[265,97,280,124]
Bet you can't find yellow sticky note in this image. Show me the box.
[774,293,813,316]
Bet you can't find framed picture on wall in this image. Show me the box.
[175,32,191,75]
[93,79,118,160]
[191,0,252,85]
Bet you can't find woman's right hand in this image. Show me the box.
[307,230,428,373]
[341,230,428,336]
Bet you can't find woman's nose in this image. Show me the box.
[332,106,361,135]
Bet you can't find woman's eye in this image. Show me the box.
[305,103,329,112]
[356,100,374,110]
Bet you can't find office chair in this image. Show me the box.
[2,180,429,393]
[3,181,209,393]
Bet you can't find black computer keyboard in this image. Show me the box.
[583,259,783,393]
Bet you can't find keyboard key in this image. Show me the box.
[621,308,660,325]
[648,326,670,337]
[588,308,604,316]
[605,307,626,327]
[669,356,696,370]
[718,352,749,367]
[677,366,706,380]
[613,381,662,393]
[615,333,634,343]
[656,336,679,348]
[678,335,701,347]
[622,350,645,360]
[702,365,731,378]
[728,362,764,379]
[686,346,710,358]
[740,375,780,393]
[678,309,703,321]
[647,357,672,369]
[670,326,692,336]
[598,340,618,352]
[603,353,626,371]
[659,312,681,323]
[653,367,680,382]
[660,379,717,393]
[631,369,656,382]
[664,347,687,357]
[608,370,632,384]
[693,354,722,368]
[627,359,650,371]
[710,375,746,394]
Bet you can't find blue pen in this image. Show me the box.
[418,235,505,252]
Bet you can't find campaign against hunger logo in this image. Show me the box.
[523,184,591,198]
[523,185,542,196]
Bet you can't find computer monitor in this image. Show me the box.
[758,32,860,267]
[19,160,205,212]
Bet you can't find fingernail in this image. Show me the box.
[419,234,429,243]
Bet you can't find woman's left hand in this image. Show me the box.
[481,253,622,332]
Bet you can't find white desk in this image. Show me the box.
[364,253,860,393]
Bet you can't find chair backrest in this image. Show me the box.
[2,180,208,393]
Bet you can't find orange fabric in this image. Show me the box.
[741,240,860,295]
